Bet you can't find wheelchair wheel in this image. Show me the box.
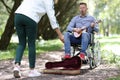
[93,41,101,67]
[86,46,96,69]
[87,41,101,69]
[89,57,95,69]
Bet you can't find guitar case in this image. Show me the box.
[43,56,82,75]
[42,69,81,75]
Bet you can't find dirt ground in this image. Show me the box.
[0,50,120,80]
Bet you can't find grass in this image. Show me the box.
[98,36,120,80]
[107,75,120,80]
[0,39,63,60]
[0,35,120,62]
[99,36,120,64]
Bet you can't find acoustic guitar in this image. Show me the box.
[73,20,101,38]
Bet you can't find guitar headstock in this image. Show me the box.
[96,19,102,24]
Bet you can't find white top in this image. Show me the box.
[15,0,59,29]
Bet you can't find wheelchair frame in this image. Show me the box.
[71,29,101,69]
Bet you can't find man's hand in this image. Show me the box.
[73,28,82,33]
[91,22,95,28]
[55,28,64,43]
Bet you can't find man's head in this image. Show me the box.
[79,2,88,16]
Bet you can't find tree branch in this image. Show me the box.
[0,0,12,14]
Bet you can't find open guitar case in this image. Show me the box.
[42,56,82,75]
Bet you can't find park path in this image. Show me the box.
[0,50,120,80]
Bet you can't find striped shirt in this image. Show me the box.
[67,15,99,33]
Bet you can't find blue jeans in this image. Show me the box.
[64,32,90,55]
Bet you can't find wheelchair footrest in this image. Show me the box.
[82,60,88,64]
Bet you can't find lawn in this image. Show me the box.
[0,35,120,62]
[107,75,120,80]
[99,36,120,64]
[98,36,120,80]
[0,39,63,60]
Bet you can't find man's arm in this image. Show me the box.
[66,17,76,32]
[90,17,99,32]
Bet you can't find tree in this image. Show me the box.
[0,0,22,50]
[0,0,79,50]
[93,0,120,36]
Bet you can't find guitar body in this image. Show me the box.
[73,29,86,38]
[73,32,82,38]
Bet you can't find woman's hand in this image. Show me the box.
[58,34,64,43]
[55,28,64,43]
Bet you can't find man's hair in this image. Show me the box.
[79,2,87,7]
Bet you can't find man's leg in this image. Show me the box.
[64,32,71,58]
[80,32,90,60]
[64,32,81,58]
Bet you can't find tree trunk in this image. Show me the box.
[0,0,22,50]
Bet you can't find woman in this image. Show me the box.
[13,0,64,78]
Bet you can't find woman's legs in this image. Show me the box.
[14,13,27,78]
[14,14,26,65]
[14,14,40,77]
[24,15,41,77]
[25,20,37,69]
[15,13,37,68]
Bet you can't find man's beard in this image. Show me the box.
[80,11,86,16]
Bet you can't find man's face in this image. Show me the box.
[79,4,88,16]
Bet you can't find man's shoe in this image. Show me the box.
[79,52,85,60]
[62,54,71,61]
[64,54,71,59]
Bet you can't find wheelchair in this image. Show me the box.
[70,30,101,69]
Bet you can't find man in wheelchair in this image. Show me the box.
[63,2,99,61]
